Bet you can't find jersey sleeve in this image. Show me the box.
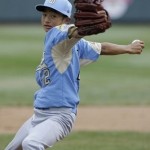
[77,39,102,66]
[45,24,81,51]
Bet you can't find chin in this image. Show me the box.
[45,28,51,32]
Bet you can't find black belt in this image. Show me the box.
[35,107,50,110]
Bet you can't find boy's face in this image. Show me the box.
[41,8,69,32]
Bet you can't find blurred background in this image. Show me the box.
[0,0,150,23]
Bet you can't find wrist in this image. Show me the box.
[68,26,83,39]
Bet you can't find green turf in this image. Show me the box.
[1,131,150,150]
[0,24,150,106]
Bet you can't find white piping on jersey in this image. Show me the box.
[80,59,93,67]
[55,24,75,32]
[36,61,48,71]
[52,38,80,74]
[87,41,102,55]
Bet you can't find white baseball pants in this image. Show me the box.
[5,108,76,150]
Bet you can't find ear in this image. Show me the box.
[64,17,71,24]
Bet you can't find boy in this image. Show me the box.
[5,0,144,149]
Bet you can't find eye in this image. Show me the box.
[50,14,56,19]
[42,13,47,17]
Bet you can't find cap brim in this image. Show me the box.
[36,5,49,12]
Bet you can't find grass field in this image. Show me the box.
[0,24,150,149]
[1,131,150,150]
[0,24,150,106]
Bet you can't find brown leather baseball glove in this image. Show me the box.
[74,0,112,36]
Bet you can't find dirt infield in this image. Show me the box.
[0,106,150,134]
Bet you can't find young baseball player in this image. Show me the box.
[5,0,144,149]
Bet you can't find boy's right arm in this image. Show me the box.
[101,41,144,55]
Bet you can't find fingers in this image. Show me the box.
[139,41,145,49]
[132,40,144,48]
[130,40,145,54]
[132,40,144,49]
[138,41,144,52]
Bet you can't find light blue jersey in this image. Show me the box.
[34,24,101,114]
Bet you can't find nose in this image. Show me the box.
[44,16,51,23]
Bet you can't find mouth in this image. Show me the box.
[44,25,52,31]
